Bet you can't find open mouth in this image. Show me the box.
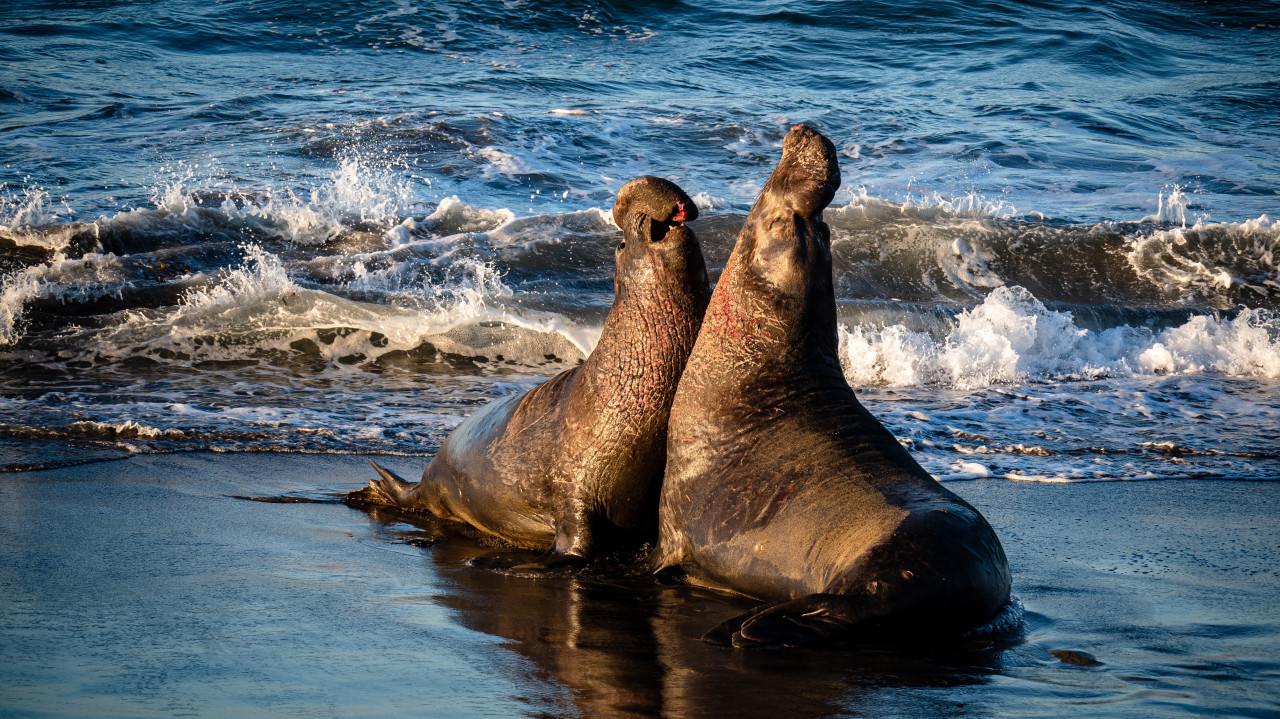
[650,217,686,242]
[619,217,686,250]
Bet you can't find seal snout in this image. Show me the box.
[613,176,699,226]
[775,124,841,217]
[613,176,699,245]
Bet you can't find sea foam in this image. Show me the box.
[839,286,1280,388]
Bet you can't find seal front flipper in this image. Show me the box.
[466,495,596,572]
[344,460,414,508]
[699,599,787,646]
[547,491,597,559]
[467,547,589,575]
[703,594,883,648]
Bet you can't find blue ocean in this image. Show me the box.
[2,3,1280,715]
[3,0,1279,482]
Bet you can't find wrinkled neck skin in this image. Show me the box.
[685,189,846,409]
[575,225,711,434]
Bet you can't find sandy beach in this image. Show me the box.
[1,452,1276,718]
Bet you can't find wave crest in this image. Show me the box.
[839,286,1280,388]
[1125,214,1280,304]
[826,191,1280,309]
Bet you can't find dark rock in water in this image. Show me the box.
[289,337,322,356]
[1050,649,1101,666]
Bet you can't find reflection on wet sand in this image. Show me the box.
[357,507,1008,719]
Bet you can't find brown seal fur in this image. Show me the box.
[349,177,709,565]
[652,125,1012,646]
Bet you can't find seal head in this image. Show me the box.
[612,176,707,308]
[743,124,840,301]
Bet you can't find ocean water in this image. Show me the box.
[2,1,1279,483]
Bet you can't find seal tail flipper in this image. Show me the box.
[703,593,883,648]
[369,460,407,485]
[344,460,415,508]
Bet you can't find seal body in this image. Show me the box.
[352,177,709,562]
[653,126,1011,646]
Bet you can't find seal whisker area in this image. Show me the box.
[654,125,1013,647]
[345,177,710,570]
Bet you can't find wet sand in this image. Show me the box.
[1,453,1277,717]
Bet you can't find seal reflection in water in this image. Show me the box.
[355,510,1005,719]
[653,125,1012,647]
[347,177,710,567]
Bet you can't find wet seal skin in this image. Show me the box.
[347,177,710,569]
[651,125,1012,647]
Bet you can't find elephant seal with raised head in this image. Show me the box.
[349,177,710,566]
[652,125,1011,646]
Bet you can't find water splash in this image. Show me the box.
[0,271,41,346]
[839,286,1280,388]
[345,254,512,316]
[0,182,78,250]
[1137,309,1280,377]
[140,156,421,245]
[0,183,71,230]
[1142,184,1193,228]
[908,189,1019,220]
[424,195,517,236]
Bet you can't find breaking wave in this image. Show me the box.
[70,242,591,371]
[840,286,1280,388]
[827,195,1280,310]
[2,162,1277,483]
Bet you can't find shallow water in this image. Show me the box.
[1,454,1277,717]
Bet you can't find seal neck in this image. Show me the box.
[579,247,710,419]
[690,223,845,393]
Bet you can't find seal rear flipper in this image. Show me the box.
[703,594,883,648]
[344,460,415,508]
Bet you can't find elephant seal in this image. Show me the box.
[652,125,1011,646]
[348,176,710,566]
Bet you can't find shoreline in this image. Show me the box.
[9,448,1279,485]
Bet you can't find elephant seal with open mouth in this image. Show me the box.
[349,177,710,567]
[652,125,1011,646]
